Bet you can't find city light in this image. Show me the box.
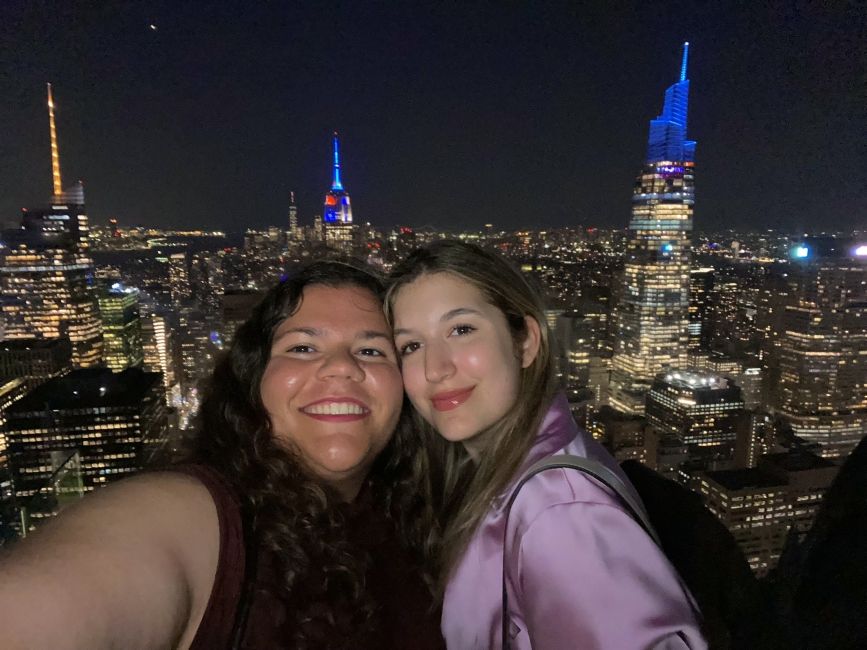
[793,245,810,259]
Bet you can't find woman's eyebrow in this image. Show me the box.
[441,307,482,321]
[272,326,320,342]
[393,307,483,338]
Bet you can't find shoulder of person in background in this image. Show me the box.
[620,459,768,649]
[769,436,867,650]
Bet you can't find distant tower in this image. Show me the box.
[0,84,103,368]
[610,43,696,415]
[288,191,299,239]
[47,83,63,198]
[323,132,353,224]
[46,83,85,206]
[322,132,354,252]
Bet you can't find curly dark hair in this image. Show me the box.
[188,260,437,647]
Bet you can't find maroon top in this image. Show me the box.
[179,464,444,649]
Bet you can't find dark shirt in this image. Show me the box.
[180,464,444,649]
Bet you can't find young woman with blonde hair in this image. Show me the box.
[388,240,705,649]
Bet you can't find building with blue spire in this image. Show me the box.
[610,43,697,415]
[323,132,353,224]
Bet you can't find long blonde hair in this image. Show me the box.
[386,240,557,584]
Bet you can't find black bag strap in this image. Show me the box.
[500,454,696,648]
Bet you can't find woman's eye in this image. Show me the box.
[287,344,315,353]
[358,348,384,357]
[451,324,476,336]
[399,341,420,356]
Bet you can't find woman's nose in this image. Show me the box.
[317,349,365,382]
[424,342,456,383]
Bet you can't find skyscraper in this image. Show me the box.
[6,368,168,527]
[646,370,747,474]
[323,132,353,224]
[287,191,299,240]
[98,283,144,371]
[610,43,696,414]
[0,85,103,368]
[776,241,867,458]
[323,132,354,252]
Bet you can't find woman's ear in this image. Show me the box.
[520,316,542,369]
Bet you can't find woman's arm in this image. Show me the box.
[511,500,706,650]
[0,472,219,650]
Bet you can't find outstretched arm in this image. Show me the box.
[0,472,219,650]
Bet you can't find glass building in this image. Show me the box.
[98,283,144,372]
[611,43,696,414]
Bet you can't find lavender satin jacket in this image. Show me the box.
[441,394,708,649]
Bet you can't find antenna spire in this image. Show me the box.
[680,42,689,82]
[331,131,343,191]
[47,83,63,197]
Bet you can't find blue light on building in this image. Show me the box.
[323,132,353,224]
[647,42,696,164]
[793,245,810,259]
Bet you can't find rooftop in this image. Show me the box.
[9,368,162,412]
[705,467,785,491]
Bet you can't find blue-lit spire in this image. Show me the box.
[331,131,343,191]
[646,42,696,163]
[680,42,689,82]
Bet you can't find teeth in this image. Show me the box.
[303,402,366,415]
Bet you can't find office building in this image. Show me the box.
[141,313,175,390]
[6,368,168,527]
[776,241,867,458]
[0,338,72,385]
[688,268,713,351]
[610,43,696,414]
[646,370,747,473]
[0,85,102,368]
[98,283,144,371]
[700,450,838,576]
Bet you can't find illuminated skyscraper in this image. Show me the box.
[776,241,867,458]
[6,368,168,527]
[323,132,352,224]
[98,283,144,371]
[0,85,102,368]
[688,268,714,351]
[287,191,300,240]
[610,43,696,414]
[323,132,354,252]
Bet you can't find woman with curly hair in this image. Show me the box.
[0,260,444,649]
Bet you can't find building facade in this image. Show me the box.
[610,43,696,414]
[6,368,168,527]
[777,244,867,458]
[646,370,747,474]
[700,450,838,576]
[98,283,144,371]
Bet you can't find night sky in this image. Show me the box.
[1,1,864,233]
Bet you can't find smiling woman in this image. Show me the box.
[387,241,706,649]
[260,284,403,500]
[0,261,444,650]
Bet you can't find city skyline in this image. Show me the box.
[1,3,863,233]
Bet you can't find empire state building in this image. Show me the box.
[610,43,696,415]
